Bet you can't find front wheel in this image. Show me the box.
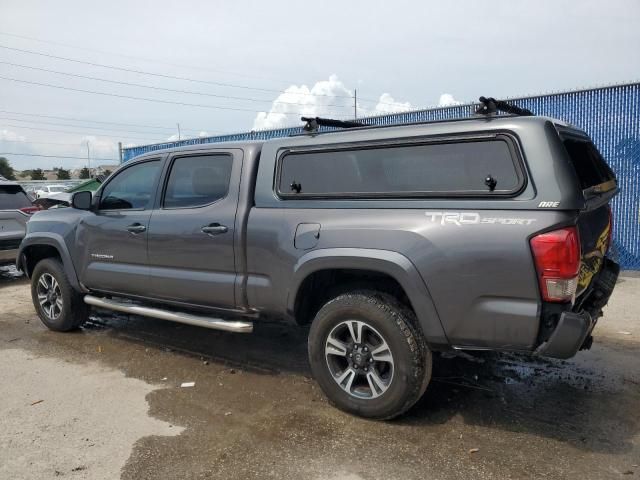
[31,258,88,331]
[308,291,431,419]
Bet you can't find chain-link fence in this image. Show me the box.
[122,82,640,269]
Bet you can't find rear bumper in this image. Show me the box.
[535,257,619,359]
[535,310,593,359]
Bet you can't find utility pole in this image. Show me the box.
[354,89,357,120]
[86,141,91,178]
[177,123,181,141]
[118,142,123,164]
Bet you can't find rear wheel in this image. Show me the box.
[308,291,431,419]
[31,258,88,331]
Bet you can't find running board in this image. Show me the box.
[84,295,253,333]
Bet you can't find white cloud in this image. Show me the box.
[373,93,413,114]
[253,74,356,130]
[252,75,417,130]
[438,93,463,107]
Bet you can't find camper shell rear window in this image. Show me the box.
[558,128,616,195]
[276,135,525,199]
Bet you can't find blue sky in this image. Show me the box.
[0,0,639,170]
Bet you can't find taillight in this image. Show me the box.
[530,226,581,303]
[20,206,41,215]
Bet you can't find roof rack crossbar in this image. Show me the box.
[475,96,534,116]
[301,116,368,132]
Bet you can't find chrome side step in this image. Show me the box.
[84,295,253,333]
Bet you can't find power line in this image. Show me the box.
[0,152,118,161]
[0,115,189,137]
[0,75,352,117]
[0,109,202,134]
[0,123,162,142]
[0,44,349,99]
[0,43,410,107]
[2,122,227,143]
[0,61,355,109]
[0,138,90,147]
[0,30,293,84]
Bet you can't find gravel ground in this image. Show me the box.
[0,265,638,479]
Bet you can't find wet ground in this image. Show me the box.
[1,264,639,479]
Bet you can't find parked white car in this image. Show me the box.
[34,185,68,199]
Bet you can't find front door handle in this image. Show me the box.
[126,223,147,234]
[201,223,228,236]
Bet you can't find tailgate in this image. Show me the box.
[0,185,32,249]
[0,210,27,249]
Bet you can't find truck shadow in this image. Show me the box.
[87,311,639,455]
[84,311,311,375]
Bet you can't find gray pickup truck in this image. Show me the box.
[17,102,620,419]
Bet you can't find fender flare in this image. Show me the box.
[17,232,84,292]
[288,248,448,345]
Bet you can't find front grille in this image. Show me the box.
[0,238,21,251]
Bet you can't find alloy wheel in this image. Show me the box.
[324,319,395,399]
[36,273,63,320]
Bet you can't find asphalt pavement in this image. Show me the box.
[0,265,638,479]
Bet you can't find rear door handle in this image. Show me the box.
[201,223,228,235]
[126,223,147,234]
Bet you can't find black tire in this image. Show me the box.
[31,258,88,332]
[308,290,431,420]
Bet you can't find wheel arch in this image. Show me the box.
[288,248,449,347]
[18,233,83,292]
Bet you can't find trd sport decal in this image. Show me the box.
[425,212,536,226]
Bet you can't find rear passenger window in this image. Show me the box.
[278,139,522,197]
[163,154,233,208]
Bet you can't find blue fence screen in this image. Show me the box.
[123,83,640,269]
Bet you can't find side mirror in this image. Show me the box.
[71,191,92,210]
